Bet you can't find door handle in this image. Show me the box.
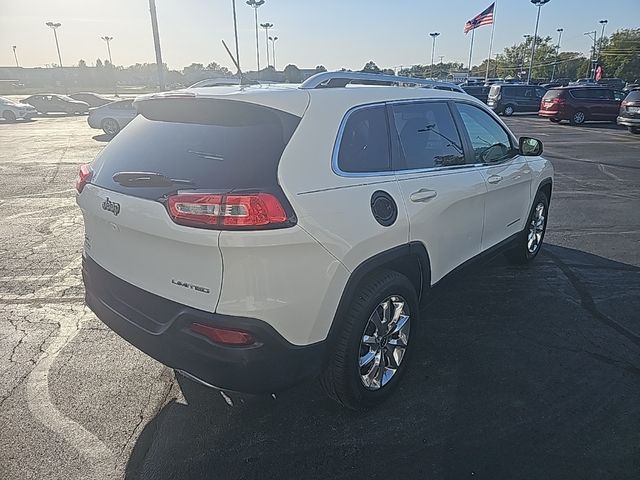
[410,189,437,203]
[487,174,503,184]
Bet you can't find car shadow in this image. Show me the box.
[0,118,37,125]
[92,133,114,143]
[125,244,640,480]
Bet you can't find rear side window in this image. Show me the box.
[337,105,391,173]
[456,103,514,164]
[390,102,465,170]
[90,98,301,201]
[570,89,589,99]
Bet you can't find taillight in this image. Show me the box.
[622,101,630,107]
[167,192,289,230]
[75,164,92,193]
[190,323,255,346]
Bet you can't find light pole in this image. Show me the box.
[520,35,530,80]
[101,36,117,96]
[269,36,279,70]
[261,22,273,67]
[598,19,608,60]
[148,0,165,90]
[439,55,444,65]
[429,32,440,78]
[551,28,563,81]
[231,0,241,75]
[12,45,19,67]
[527,0,551,84]
[584,31,597,79]
[246,0,265,77]
[45,22,63,67]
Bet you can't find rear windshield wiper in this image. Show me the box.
[112,171,195,188]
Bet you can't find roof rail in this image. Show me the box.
[299,71,460,90]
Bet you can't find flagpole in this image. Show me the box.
[485,1,497,81]
[468,28,475,76]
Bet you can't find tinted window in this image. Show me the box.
[456,103,514,164]
[535,88,546,98]
[337,105,390,173]
[544,89,564,100]
[489,85,500,97]
[502,86,516,96]
[570,89,589,99]
[625,90,640,101]
[391,102,464,170]
[586,89,610,100]
[524,88,535,97]
[91,98,301,201]
[112,100,133,109]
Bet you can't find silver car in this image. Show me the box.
[87,99,137,135]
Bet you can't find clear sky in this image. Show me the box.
[1,0,639,71]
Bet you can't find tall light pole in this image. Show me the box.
[429,32,440,78]
[101,36,117,96]
[269,36,279,70]
[598,19,608,61]
[12,45,19,67]
[527,0,551,84]
[261,22,273,67]
[100,36,113,64]
[148,0,165,90]
[520,35,530,80]
[551,28,563,81]
[231,0,241,75]
[584,31,597,79]
[45,22,63,67]
[247,0,265,77]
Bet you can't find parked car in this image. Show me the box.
[538,86,622,125]
[487,84,547,116]
[462,85,490,103]
[0,96,37,121]
[70,92,113,108]
[22,94,89,114]
[597,78,626,91]
[76,71,553,409]
[87,99,137,135]
[187,78,241,88]
[623,83,640,93]
[617,89,640,134]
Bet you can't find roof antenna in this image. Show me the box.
[222,39,247,85]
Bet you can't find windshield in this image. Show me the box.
[0,96,15,105]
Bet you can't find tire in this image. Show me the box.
[549,118,560,123]
[503,104,515,116]
[570,110,586,125]
[2,110,16,122]
[321,269,418,410]
[101,118,120,135]
[505,190,549,265]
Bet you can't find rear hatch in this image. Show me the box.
[621,90,640,117]
[77,95,302,314]
[540,89,564,111]
[487,85,500,105]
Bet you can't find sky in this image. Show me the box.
[1,0,639,72]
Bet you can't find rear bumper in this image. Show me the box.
[617,116,640,127]
[538,109,564,118]
[82,255,326,393]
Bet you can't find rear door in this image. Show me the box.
[390,100,486,283]
[454,102,533,249]
[77,97,301,312]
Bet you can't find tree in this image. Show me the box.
[95,58,103,68]
[315,65,327,73]
[78,59,87,68]
[205,61,232,76]
[493,35,557,80]
[284,64,302,83]
[362,61,381,73]
[599,29,640,81]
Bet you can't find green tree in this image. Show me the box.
[78,59,87,68]
[599,29,640,81]
[283,64,302,83]
[362,61,381,73]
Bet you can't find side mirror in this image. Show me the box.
[519,137,543,156]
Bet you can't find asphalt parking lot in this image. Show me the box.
[0,114,639,480]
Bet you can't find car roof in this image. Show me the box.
[141,83,475,118]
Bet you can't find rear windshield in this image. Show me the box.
[90,98,301,201]
[489,85,500,96]
[625,90,640,101]
[543,89,564,99]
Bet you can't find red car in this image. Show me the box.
[539,86,623,125]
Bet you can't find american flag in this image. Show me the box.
[464,3,495,34]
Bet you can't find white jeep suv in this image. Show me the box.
[76,72,553,409]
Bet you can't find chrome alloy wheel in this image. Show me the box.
[358,295,410,390]
[527,202,546,254]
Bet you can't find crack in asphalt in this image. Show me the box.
[545,250,640,349]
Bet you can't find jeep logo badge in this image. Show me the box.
[102,197,121,216]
